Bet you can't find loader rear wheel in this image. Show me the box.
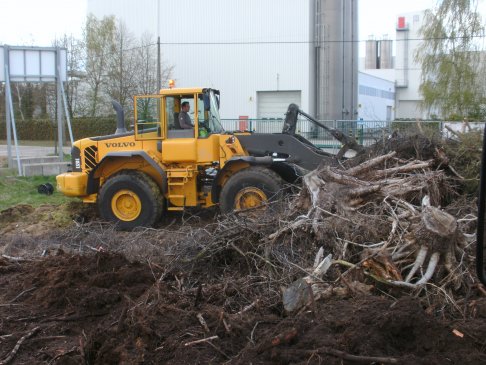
[219,167,283,214]
[98,170,163,230]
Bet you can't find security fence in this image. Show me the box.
[221,118,485,152]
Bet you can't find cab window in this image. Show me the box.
[197,91,223,137]
[135,96,161,140]
[165,95,195,138]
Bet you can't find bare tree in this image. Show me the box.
[53,35,86,118]
[84,15,117,117]
[133,33,173,96]
[80,15,173,117]
[104,20,138,111]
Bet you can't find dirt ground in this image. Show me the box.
[0,199,486,365]
[1,250,486,365]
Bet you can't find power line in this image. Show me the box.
[118,35,486,53]
[156,35,485,46]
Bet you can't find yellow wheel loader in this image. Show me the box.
[57,87,360,229]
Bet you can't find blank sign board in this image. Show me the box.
[0,46,67,82]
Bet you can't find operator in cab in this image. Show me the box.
[178,101,193,129]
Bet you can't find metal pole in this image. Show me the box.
[5,66,22,175]
[57,50,74,146]
[4,46,12,168]
[59,79,74,146]
[157,37,161,91]
[157,0,161,91]
[56,48,64,161]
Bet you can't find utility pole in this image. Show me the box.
[157,0,161,91]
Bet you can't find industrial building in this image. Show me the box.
[88,0,359,120]
[395,11,435,119]
[362,10,436,120]
[358,72,394,121]
[88,0,398,121]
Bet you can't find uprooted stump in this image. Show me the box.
[274,133,476,313]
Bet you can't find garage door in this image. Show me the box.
[257,91,301,119]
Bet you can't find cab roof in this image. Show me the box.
[157,87,219,96]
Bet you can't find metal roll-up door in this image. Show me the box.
[256,91,301,133]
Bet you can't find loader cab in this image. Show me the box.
[133,88,223,163]
[164,89,223,139]
[133,88,223,142]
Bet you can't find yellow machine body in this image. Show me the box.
[56,87,249,211]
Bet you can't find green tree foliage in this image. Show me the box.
[416,0,486,120]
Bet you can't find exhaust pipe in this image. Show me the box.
[112,101,127,134]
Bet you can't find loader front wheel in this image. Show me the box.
[98,170,163,230]
[219,167,283,214]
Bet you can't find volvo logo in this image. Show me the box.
[105,142,136,148]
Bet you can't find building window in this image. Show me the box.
[359,85,395,100]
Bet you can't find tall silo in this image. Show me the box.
[365,40,378,69]
[380,39,393,69]
[314,0,358,121]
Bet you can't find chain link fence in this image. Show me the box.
[221,118,485,152]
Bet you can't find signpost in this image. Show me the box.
[1,45,72,175]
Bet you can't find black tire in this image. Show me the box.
[219,166,283,214]
[98,170,163,230]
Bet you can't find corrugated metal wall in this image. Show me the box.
[87,0,312,119]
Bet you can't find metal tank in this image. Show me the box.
[379,39,393,69]
[365,40,378,69]
[314,0,358,121]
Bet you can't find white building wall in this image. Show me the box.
[358,72,395,121]
[87,0,311,119]
[395,11,429,119]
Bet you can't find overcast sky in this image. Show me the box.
[0,0,482,47]
[0,0,86,46]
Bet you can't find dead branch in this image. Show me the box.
[196,313,210,333]
[346,151,397,176]
[315,346,399,363]
[445,125,460,137]
[47,346,78,365]
[8,287,37,303]
[320,166,370,186]
[373,160,433,179]
[184,336,219,347]
[0,326,40,365]
[236,299,260,315]
[1,255,33,262]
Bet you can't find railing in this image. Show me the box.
[221,119,485,152]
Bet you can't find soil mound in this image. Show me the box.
[1,253,485,364]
